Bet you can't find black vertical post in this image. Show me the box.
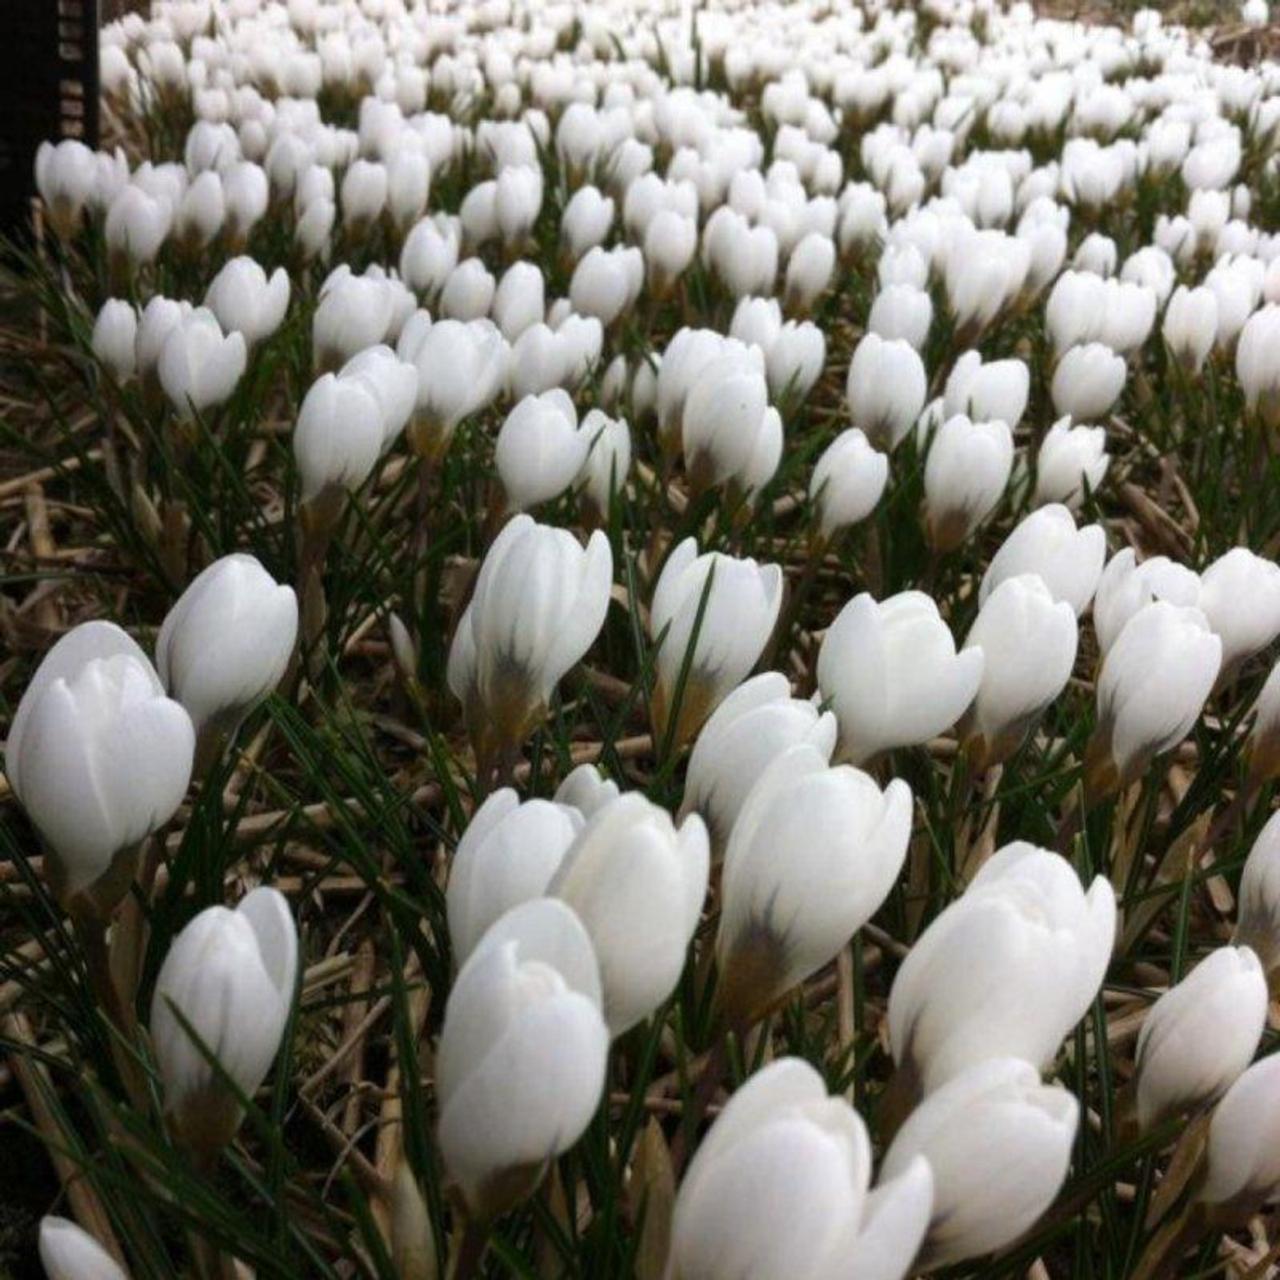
[1,0,101,244]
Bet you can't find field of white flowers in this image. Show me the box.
[8,0,1280,1275]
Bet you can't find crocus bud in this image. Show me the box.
[6,622,194,913]
[682,354,779,497]
[436,898,608,1220]
[554,764,620,820]
[922,415,1014,552]
[340,158,388,234]
[644,209,698,295]
[942,351,1030,430]
[223,161,269,246]
[549,793,709,1035]
[156,554,298,758]
[141,40,187,99]
[340,345,418,451]
[1132,946,1266,1131]
[1051,342,1126,421]
[494,164,543,250]
[1208,258,1261,351]
[295,196,335,263]
[633,355,660,423]
[809,429,889,541]
[400,215,460,299]
[1092,548,1200,658]
[783,231,836,313]
[495,390,588,511]
[881,1058,1078,1269]
[151,888,296,1155]
[730,297,782,355]
[1034,419,1110,509]
[944,228,1029,336]
[439,258,496,323]
[1121,246,1176,305]
[1200,1055,1280,1213]
[92,299,138,382]
[448,517,612,763]
[569,245,643,328]
[1087,601,1221,796]
[553,104,604,184]
[387,150,430,233]
[877,241,928,290]
[1198,547,1280,673]
[203,256,290,347]
[158,308,247,420]
[1099,279,1157,356]
[980,505,1106,617]
[135,296,192,392]
[670,1058,932,1280]
[766,320,825,402]
[961,575,1078,768]
[312,273,394,372]
[492,261,545,342]
[38,1217,126,1280]
[846,334,927,451]
[561,185,614,262]
[35,139,97,239]
[648,539,784,747]
[656,329,733,454]
[1162,285,1218,374]
[669,327,744,444]
[293,372,385,503]
[505,323,566,400]
[717,745,912,1023]
[845,1158,937,1280]
[1073,232,1117,278]
[1046,270,1106,354]
[867,284,932,350]
[559,311,603,386]
[265,136,309,202]
[706,215,778,299]
[1147,120,1193,175]
[408,318,507,461]
[838,183,887,256]
[1238,304,1280,428]
[172,170,225,251]
[392,292,435,360]
[387,612,418,688]
[888,843,1114,1092]
[601,359,630,414]
[1236,812,1280,977]
[576,409,631,520]
[104,186,172,271]
[682,671,837,852]
[447,789,584,964]
[817,592,983,765]
[89,147,128,213]
[124,163,183,219]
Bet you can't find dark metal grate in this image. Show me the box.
[1,0,100,244]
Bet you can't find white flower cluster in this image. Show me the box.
[19,0,1280,1273]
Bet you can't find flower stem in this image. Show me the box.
[448,1220,489,1280]
[413,453,436,618]
[72,911,148,1110]
[669,1020,744,1175]
[189,1153,241,1280]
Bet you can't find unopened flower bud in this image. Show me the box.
[150,887,297,1155]
[1133,946,1266,1131]
[648,540,784,748]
